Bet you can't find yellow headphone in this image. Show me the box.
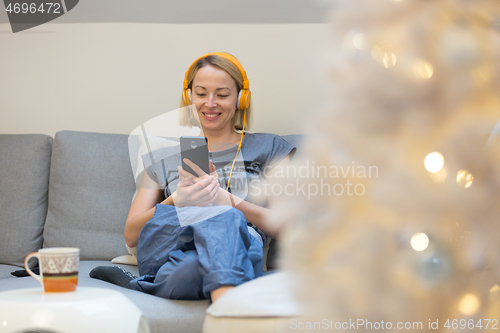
[183,52,250,194]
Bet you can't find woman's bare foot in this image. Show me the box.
[210,285,234,302]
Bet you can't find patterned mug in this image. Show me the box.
[24,247,80,292]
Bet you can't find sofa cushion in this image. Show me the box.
[203,272,300,333]
[0,260,209,333]
[78,261,209,333]
[43,131,136,260]
[0,134,52,267]
[0,264,24,279]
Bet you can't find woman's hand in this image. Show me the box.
[173,159,220,207]
[178,159,218,182]
[171,174,219,207]
[179,158,245,208]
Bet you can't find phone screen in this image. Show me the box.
[180,136,210,176]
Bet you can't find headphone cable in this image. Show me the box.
[226,109,246,193]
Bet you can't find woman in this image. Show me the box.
[95,52,295,302]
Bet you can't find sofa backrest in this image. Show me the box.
[0,134,52,267]
[0,131,303,267]
[43,131,137,260]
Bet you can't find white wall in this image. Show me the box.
[0,23,329,137]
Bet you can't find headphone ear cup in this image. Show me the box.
[237,90,242,109]
[183,89,192,105]
[239,89,251,110]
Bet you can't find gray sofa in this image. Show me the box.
[0,130,301,333]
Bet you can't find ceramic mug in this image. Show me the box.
[24,247,80,292]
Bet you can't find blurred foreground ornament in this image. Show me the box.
[276,0,500,331]
[411,236,454,286]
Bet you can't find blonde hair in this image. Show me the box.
[179,54,252,131]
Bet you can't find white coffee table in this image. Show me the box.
[0,287,150,333]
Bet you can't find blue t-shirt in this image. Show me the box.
[144,132,295,207]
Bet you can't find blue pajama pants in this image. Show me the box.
[130,204,263,300]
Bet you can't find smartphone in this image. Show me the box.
[180,136,210,177]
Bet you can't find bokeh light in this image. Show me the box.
[456,170,474,188]
[371,41,397,68]
[424,152,445,173]
[352,33,366,50]
[412,59,434,80]
[411,233,429,252]
[457,293,480,316]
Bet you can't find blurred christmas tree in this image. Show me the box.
[277,0,500,331]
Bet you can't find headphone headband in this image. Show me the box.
[183,52,251,110]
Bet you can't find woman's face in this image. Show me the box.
[191,64,239,135]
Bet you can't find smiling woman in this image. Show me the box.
[179,53,252,138]
[92,52,296,303]
[191,65,240,143]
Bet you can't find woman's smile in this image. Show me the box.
[202,112,222,120]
